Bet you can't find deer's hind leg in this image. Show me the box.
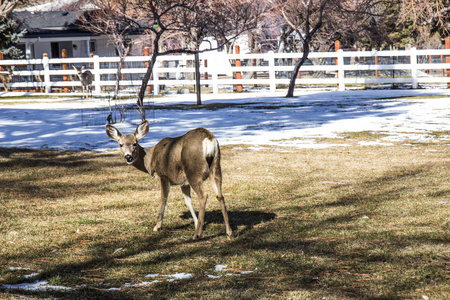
[188,178,208,240]
[181,184,198,228]
[210,162,232,238]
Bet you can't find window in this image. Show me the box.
[51,42,60,58]
[51,42,73,58]
[90,41,96,53]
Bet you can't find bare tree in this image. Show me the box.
[77,0,142,99]
[179,0,265,104]
[0,0,20,19]
[269,0,329,97]
[398,0,450,48]
[134,0,264,111]
[399,0,449,29]
[132,0,195,115]
[269,0,385,97]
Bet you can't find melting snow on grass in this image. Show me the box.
[101,273,194,290]
[207,264,257,279]
[2,280,72,292]
[2,265,256,292]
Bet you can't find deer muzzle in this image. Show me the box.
[125,154,134,164]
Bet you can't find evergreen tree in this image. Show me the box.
[0,10,25,58]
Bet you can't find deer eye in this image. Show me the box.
[119,144,124,147]
[133,143,137,147]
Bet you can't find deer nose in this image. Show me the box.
[125,155,133,164]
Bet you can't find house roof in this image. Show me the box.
[14,11,94,38]
[14,9,147,40]
[15,0,96,13]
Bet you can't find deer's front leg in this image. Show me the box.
[154,178,170,232]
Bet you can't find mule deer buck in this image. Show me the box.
[105,120,233,240]
[72,65,93,98]
[0,67,14,92]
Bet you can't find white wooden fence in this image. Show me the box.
[1,47,450,95]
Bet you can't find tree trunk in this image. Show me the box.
[137,54,158,120]
[286,43,310,98]
[113,56,124,100]
[114,45,131,100]
[194,52,201,105]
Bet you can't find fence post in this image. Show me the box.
[446,38,450,88]
[410,47,418,89]
[210,54,219,94]
[121,57,126,89]
[153,57,159,96]
[204,59,209,87]
[235,45,243,92]
[268,51,276,93]
[336,49,345,91]
[62,49,69,93]
[253,58,258,87]
[144,47,152,94]
[0,51,4,91]
[429,55,432,75]
[90,53,94,69]
[374,50,379,78]
[42,53,51,93]
[335,40,341,90]
[93,55,101,95]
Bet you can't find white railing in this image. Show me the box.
[1,47,450,95]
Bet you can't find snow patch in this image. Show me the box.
[162,272,193,281]
[214,264,228,272]
[2,280,72,292]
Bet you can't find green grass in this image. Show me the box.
[0,95,76,100]
[429,130,450,138]
[339,131,389,140]
[0,142,449,299]
[388,95,450,100]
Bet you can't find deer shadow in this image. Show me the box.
[181,210,277,234]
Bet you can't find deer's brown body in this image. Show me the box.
[106,120,232,240]
[0,67,14,92]
[73,65,93,98]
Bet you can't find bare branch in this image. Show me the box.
[0,0,20,19]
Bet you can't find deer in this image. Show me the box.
[72,65,93,98]
[105,120,233,240]
[0,67,14,92]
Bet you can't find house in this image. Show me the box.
[13,0,251,60]
[7,0,254,92]
[15,10,97,59]
[13,1,138,59]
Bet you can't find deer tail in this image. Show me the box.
[203,137,220,169]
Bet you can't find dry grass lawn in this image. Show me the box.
[0,136,449,299]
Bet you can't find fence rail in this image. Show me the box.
[1,47,450,95]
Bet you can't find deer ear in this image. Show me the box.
[106,124,122,141]
[134,120,149,141]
